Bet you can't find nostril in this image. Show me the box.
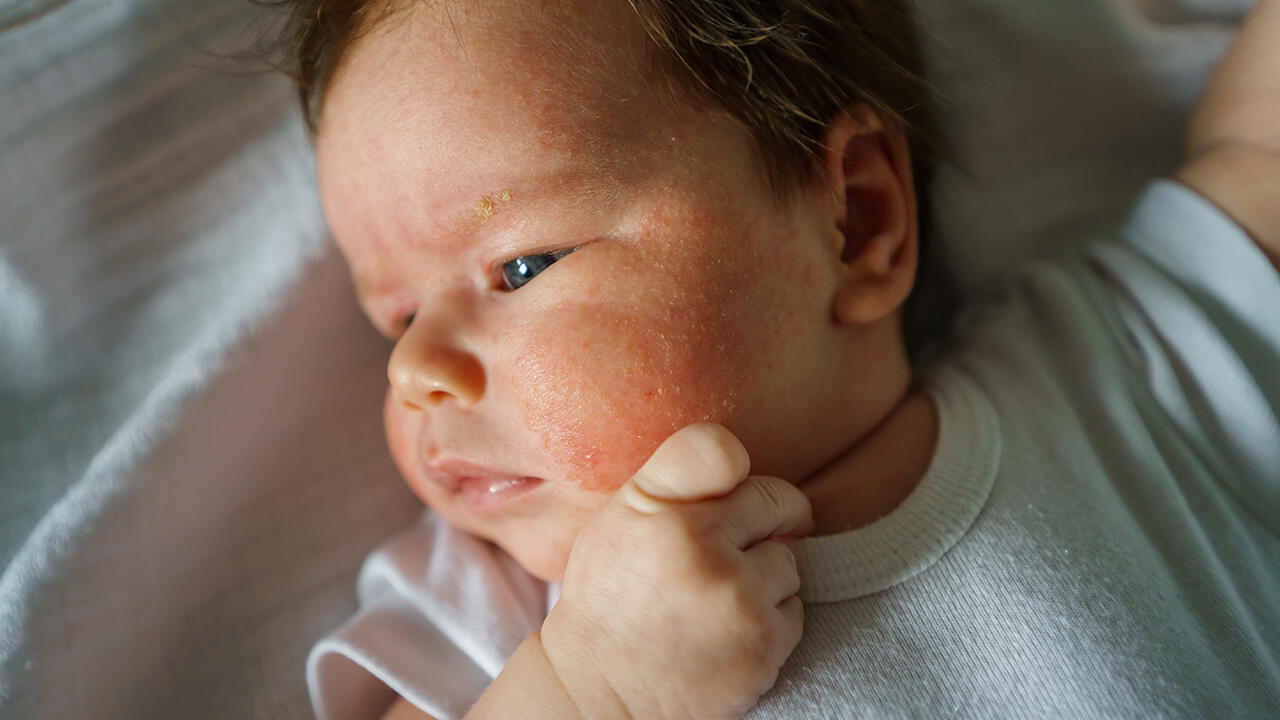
[425,390,453,406]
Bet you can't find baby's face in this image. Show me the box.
[317,1,853,581]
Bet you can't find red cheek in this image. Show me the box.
[506,200,782,493]
[513,331,699,492]
[511,296,760,493]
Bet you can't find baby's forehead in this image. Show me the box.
[332,0,656,116]
[316,4,742,252]
[318,0,682,191]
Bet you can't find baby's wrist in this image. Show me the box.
[464,630,622,720]
[1174,142,1280,269]
[538,610,638,720]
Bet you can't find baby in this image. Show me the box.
[290,0,1280,718]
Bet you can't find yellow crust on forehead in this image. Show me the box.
[473,188,514,221]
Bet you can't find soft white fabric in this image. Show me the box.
[0,1,421,717]
[914,0,1250,304]
[307,513,556,720]
[305,180,1280,718]
[0,0,1258,717]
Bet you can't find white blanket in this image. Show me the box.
[0,0,1247,717]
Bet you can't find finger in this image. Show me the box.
[621,423,750,514]
[711,475,815,549]
[741,539,801,606]
[771,595,806,666]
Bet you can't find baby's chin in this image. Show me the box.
[469,530,569,583]
[488,521,573,583]
[429,500,572,583]
[510,545,570,584]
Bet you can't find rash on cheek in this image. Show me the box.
[511,203,769,493]
[513,315,700,493]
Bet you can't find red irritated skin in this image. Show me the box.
[320,0,925,583]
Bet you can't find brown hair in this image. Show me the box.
[259,0,937,198]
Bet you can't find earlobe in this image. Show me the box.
[820,105,919,328]
[831,259,912,326]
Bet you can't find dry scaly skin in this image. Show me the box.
[474,188,514,220]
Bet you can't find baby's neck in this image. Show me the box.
[796,390,939,535]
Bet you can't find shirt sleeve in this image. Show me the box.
[305,512,551,720]
[1085,179,1280,529]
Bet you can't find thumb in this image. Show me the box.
[621,423,750,514]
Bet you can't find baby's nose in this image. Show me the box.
[387,317,485,410]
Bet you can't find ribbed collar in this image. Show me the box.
[795,364,1001,603]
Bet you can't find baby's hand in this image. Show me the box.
[1177,0,1280,271]
[540,423,814,720]
[1184,0,1280,160]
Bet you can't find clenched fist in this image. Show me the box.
[540,423,814,720]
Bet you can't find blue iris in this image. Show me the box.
[500,248,575,291]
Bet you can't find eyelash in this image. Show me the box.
[391,246,578,337]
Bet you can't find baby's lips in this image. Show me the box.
[423,455,539,494]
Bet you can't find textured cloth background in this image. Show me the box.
[2,0,318,573]
[0,0,1252,717]
[1,1,419,716]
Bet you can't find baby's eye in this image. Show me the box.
[499,247,576,291]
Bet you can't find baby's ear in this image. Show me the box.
[817,105,919,327]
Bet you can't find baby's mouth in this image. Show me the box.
[422,456,543,512]
[458,476,543,513]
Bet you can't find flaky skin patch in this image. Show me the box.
[474,188,513,220]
